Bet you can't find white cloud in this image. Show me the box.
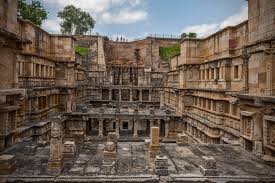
[43,0,114,13]
[102,9,147,24]
[181,5,248,38]
[42,18,61,33]
[182,24,219,38]
[220,5,248,29]
[43,0,147,26]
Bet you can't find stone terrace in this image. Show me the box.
[1,141,275,182]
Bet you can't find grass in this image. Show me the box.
[75,45,88,56]
[159,44,180,61]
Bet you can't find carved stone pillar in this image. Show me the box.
[149,89,152,102]
[241,49,250,93]
[149,119,154,137]
[98,118,103,138]
[130,90,133,102]
[116,118,120,138]
[133,119,138,138]
[149,126,160,157]
[119,90,122,101]
[109,89,112,100]
[119,68,123,85]
[139,90,142,102]
[157,119,161,128]
[48,116,63,174]
[165,118,170,138]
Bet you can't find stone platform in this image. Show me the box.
[0,141,275,182]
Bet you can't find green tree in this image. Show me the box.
[188,32,197,39]
[58,5,96,35]
[17,0,48,26]
[181,32,198,39]
[181,32,188,39]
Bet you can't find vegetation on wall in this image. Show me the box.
[75,45,89,56]
[181,32,198,39]
[17,0,48,26]
[159,44,180,60]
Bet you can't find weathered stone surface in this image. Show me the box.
[1,0,275,181]
[154,155,169,176]
[149,127,160,156]
[63,141,76,159]
[199,156,218,176]
[176,133,189,146]
[0,154,17,175]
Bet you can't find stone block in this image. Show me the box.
[63,141,76,159]
[48,158,63,174]
[144,139,151,148]
[176,134,189,146]
[202,156,216,169]
[103,151,117,160]
[199,165,218,176]
[102,159,116,175]
[0,154,17,175]
[155,168,169,176]
[154,155,169,176]
[150,127,160,147]
[149,127,160,157]
[25,145,37,156]
[107,132,117,144]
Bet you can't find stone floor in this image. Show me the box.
[1,140,275,182]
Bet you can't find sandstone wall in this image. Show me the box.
[248,0,275,44]
[0,0,18,35]
[105,39,148,67]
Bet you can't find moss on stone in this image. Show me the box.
[75,45,88,56]
[159,44,180,61]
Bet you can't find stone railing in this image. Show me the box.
[19,76,55,88]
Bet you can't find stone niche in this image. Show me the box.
[240,111,262,141]
[263,115,275,162]
[240,110,265,155]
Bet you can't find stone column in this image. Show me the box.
[116,118,120,138]
[119,68,123,85]
[149,119,154,137]
[149,89,152,102]
[129,90,133,102]
[48,116,63,174]
[165,118,170,138]
[109,90,112,100]
[195,129,199,138]
[119,90,122,101]
[149,126,160,156]
[98,118,103,138]
[157,119,161,128]
[139,90,142,102]
[0,112,9,151]
[241,50,250,93]
[133,119,138,138]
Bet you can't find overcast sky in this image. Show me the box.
[31,0,248,40]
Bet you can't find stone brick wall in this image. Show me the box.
[0,0,18,35]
